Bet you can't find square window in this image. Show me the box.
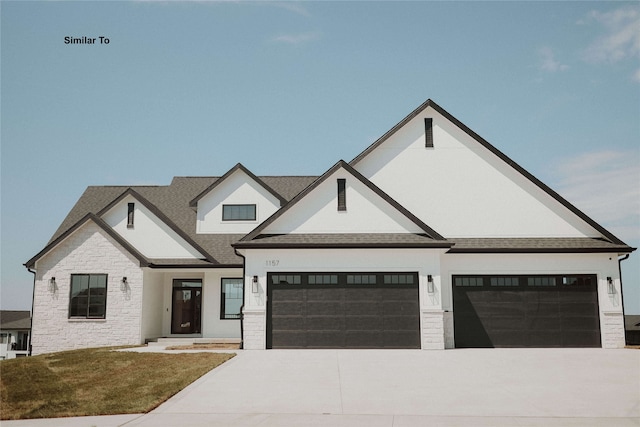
[69,274,107,319]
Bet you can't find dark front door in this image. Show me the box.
[452,275,600,348]
[267,272,420,349]
[171,279,202,334]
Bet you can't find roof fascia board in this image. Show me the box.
[350,99,628,246]
[240,160,446,242]
[189,163,287,207]
[147,263,244,269]
[350,98,435,166]
[446,247,634,254]
[25,213,150,269]
[97,188,217,263]
[233,242,452,249]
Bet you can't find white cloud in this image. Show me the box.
[538,47,569,72]
[270,31,320,45]
[268,1,311,17]
[582,5,640,81]
[553,150,640,240]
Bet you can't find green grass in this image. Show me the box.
[0,347,234,420]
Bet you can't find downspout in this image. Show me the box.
[234,248,246,350]
[26,267,36,356]
[618,253,631,344]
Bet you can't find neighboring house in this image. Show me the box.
[624,315,640,345]
[0,310,31,359]
[25,99,635,354]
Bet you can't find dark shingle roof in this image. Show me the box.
[446,238,631,253]
[0,311,31,330]
[234,233,453,248]
[46,176,317,266]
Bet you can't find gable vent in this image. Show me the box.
[425,118,434,148]
[337,179,346,211]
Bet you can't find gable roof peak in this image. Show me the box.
[238,158,446,243]
[189,163,287,208]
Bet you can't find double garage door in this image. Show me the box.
[453,274,601,348]
[266,272,601,349]
[267,272,420,349]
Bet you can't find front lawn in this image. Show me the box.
[0,347,234,420]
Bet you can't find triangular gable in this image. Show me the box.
[350,99,628,246]
[239,160,446,243]
[25,213,149,269]
[189,163,287,207]
[97,188,213,261]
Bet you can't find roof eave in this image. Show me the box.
[446,247,635,254]
[233,242,453,249]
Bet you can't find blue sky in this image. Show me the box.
[2,1,639,312]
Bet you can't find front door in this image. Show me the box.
[171,279,202,334]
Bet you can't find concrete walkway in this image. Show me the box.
[3,348,639,426]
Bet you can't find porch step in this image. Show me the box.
[147,337,241,349]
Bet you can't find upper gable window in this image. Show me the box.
[337,179,346,211]
[222,204,256,221]
[127,203,135,228]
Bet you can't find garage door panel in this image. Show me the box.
[527,331,563,347]
[560,302,598,315]
[378,287,418,300]
[346,316,382,330]
[305,316,345,331]
[383,315,419,331]
[344,288,381,300]
[272,331,307,348]
[272,288,304,301]
[345,331,384,348]
[306,301,345,316]
[307,288,344,302]
[561,316,600,330]
[345,301,380,315]
[271,316,304,331]
[562,331,601,347]
[487,316,526,330]
[526,301,560,316]
[272,302,304,315]
[268,273,419,349]
[382,301,419,315]
[305,331,346,348]
[525,316,561,331]
[453,274,600,348]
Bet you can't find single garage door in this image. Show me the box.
[267,272,420,349]
[453,274,600,348]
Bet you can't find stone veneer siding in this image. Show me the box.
[421,310,446,350]
[242,309,266,349]
[31,222,143,355]
[602,312,625,349]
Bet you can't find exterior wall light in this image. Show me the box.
[607,277,615,295]
[427,275,434,294]
[252,275,259,293]
[48,277,57,293]
[121,277,128,291]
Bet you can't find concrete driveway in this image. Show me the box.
[4,348,639,426]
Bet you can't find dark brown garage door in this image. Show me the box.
[267,273,420,349]
[453,275,600,348]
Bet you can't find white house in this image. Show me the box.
[25,99,635,354]
[0,310,31,359]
